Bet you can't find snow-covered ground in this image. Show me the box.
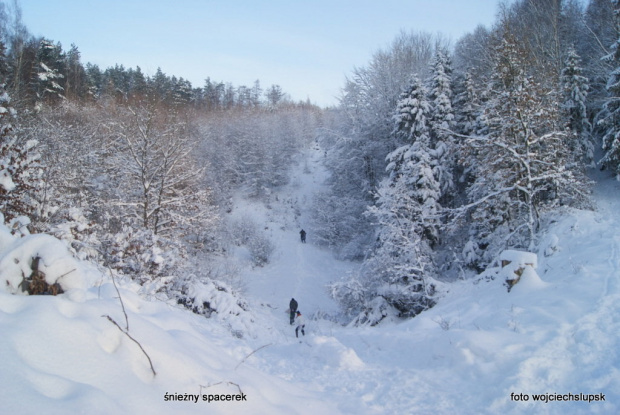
[1,146,619,414]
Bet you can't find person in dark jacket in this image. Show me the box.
[289,298,298,325]
[300,229,306,243]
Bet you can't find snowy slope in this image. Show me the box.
[1,145,619,414]
[0,279,342,415]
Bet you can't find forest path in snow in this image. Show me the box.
[241,145,357,336]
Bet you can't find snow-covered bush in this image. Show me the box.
[348,297,399,327]
[163,273,255,338]
[48,207,100,261]
[101,227,182,284]
[246,234,275,267]
[229,216,274,266]
[168,274,248,317]
[0,84,45,226]
[229,215,255,246]
[331,255,443,325]
[462,239,483,269]
[328,273,367,317]
[376,278,440,317]
[309,190,371,260]
[0,215,94,296]
[186,253,244,292]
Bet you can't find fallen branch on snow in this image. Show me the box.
[235,343,273,370]
[102,314,157,377]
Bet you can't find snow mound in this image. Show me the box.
[310,336,365,371]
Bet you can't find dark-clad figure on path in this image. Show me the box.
[300,229,306,243]
[289,298,298,325]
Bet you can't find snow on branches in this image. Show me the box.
[344,77,443,323]
[0,83,44,225]
[598,0,620,178]
[459,32,591,256]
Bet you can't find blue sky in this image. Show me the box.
[20,0,501,107]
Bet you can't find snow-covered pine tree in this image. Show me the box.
[561,46,593,167]
[599,0,620,178]
[428,49,456,203]
[170,77,192,108]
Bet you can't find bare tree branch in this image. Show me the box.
[102,314,157,377]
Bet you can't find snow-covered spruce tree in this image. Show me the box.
[428,49,456,203]
[388,76,441,245]
[450,69,485,205]
[34,39,65,110]
[393,76,432,144]
[363,164,441,321]
[309,189,370,259]
[343,77,441,324]
[437,69,486,274]
[462,31,590,258]
[454,71,480,138]
[561,46,593,167]
[63,44,88,100]
[598,0,620,178]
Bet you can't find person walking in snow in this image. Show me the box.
[289,298,298,325]
[300,229,306,243]
[294,311,305,338]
